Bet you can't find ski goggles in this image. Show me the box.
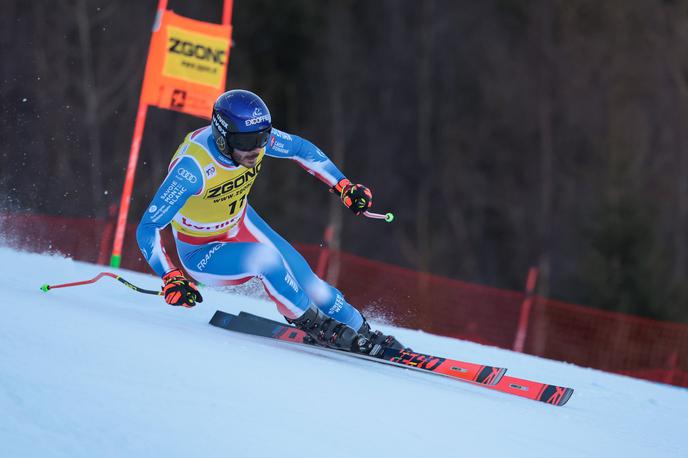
[227,126,271,151]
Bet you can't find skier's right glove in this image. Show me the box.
[162,269,203,308]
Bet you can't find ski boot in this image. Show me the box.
[357,317,407,356]
[289,306,373,354]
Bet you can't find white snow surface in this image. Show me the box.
[0,246,686,458]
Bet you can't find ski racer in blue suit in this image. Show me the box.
[137,89,402,354]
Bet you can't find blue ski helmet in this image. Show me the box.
[211,89,272,157]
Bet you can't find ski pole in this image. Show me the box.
[363,210,395,223]
[40,272,162,296]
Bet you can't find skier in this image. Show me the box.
[137,89,402,355]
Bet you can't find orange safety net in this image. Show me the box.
[3,212,686,387]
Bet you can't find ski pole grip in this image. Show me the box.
[363,211,395,223]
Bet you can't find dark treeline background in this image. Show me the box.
[2,0,687,322]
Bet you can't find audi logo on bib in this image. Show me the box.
[177,168,198,183]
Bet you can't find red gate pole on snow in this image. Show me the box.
[109,0,234,268]
[513,266,539,352]
[109,0,168,268]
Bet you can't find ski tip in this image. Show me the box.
[40,284,50,292]
[555,388,574,406]
[539,385,575,406]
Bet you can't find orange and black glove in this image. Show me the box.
[162,269,203,308]
[332,178,373,215]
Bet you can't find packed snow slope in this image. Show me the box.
[0,246,686,458]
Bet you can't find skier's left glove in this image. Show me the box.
[162,269,203,308]
[332,178,373,215]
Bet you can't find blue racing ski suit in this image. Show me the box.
[136,126,363,330]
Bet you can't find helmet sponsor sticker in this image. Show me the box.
[216,136,226,151]
[212,113,228,135]
[245,114,270,126]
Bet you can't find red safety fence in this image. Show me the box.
[2,211,687,387]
